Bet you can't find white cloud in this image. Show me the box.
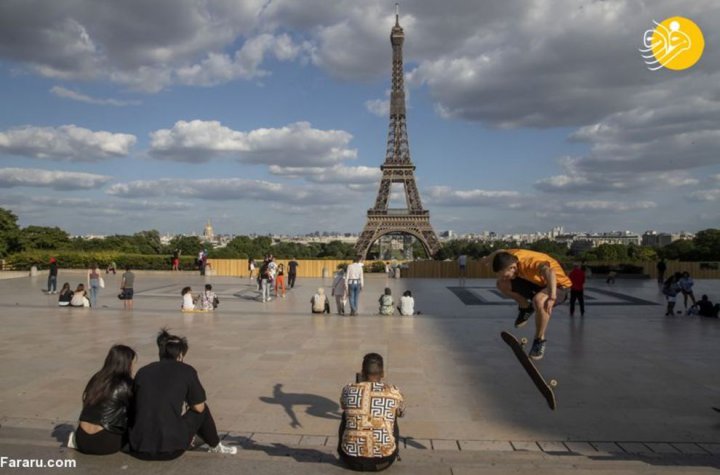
[687,189,720,202]
[0,168,111,190]
[426,186,524,207]
[0,1,308,92]
[0,125,136,161]
[175,34,307,87]
[562,200,657,213]
[149,120,356,166]
[269,164,380,184]
[106,177,358,206]
[50,86,140,107]
[365,98,389,117]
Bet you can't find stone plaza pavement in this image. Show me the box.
[1,270,720,474]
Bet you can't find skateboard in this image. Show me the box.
[500,331,557,410]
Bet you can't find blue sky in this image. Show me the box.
[1,0,718,236]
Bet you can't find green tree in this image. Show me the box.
[693,229,720,260]
[18,226,71,250]
[528,239,569,260]
[133,230,162,255]
[583,243,629,261]
[168,236,205,256]
[0,208,21,257]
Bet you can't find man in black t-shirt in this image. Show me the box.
[129,329,236,459]
[288,258,299,288]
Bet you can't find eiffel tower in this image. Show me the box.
[355,6,441,259]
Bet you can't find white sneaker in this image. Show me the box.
[67,431,77,449]
[208,442,237,454]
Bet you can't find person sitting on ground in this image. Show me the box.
[662,273,682,316]
[311,288,330,314]
[378,287,394,316]
[106,261,117,275]
[181,286,196,311]
[398,290,415,316]
[129,328,236,459]
[338,353,405,472]
[698,294,720,318]
[69,345,136,455]
[198,284,218,311]
[58,282,73,307]
[70,283,90,307]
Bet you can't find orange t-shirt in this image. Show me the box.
[507,249,572,289]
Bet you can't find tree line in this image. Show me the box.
[2,208,719,263]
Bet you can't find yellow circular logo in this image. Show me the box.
[640,17,704,71]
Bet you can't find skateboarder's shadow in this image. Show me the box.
[260,383,341,428]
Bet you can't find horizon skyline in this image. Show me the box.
[1,1,718,237]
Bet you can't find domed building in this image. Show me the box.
[203,220,214,243]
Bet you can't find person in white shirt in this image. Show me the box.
[458,254,468,287]
[399,290,415,316]
[345,257,364,316]
[311,288,330,314]
[181,286,195,311]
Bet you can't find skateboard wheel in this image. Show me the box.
[520,337,528,346]
[549,379,558,387]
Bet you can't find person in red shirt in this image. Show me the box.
[568,263,586,317]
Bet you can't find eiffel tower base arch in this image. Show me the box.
[355,214,441,260]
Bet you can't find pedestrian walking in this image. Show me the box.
[568,263,586,317]
[331,271,348,315]
[288,258,299,288]
[47,257,58,294]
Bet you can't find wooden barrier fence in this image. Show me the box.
[403,260,720,279]
[206,259,720,279]
[208,259,381,278]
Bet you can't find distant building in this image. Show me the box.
[203,220,214,242]
[641,230,694,247]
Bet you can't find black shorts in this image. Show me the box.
[511,278,568,304]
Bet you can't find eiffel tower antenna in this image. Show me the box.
[354,6,441,260]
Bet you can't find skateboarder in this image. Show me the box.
[481,249,572,360]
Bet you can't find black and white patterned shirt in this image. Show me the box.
[340,381,405,458]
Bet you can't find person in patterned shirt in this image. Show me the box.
[338,353,405,472]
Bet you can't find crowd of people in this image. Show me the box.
[68,331,405,471]
[51,261,135,310]
[662,271,719,317]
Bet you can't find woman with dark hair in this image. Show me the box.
[181,286,195,311]
[70,345,136,455]
[58,282,73,307]
[129,328,236,459]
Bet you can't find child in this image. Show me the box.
[662,273,682,316]
[678,272,696,310]
[379,288,394,316]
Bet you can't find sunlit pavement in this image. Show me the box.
[1,271,719,474]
